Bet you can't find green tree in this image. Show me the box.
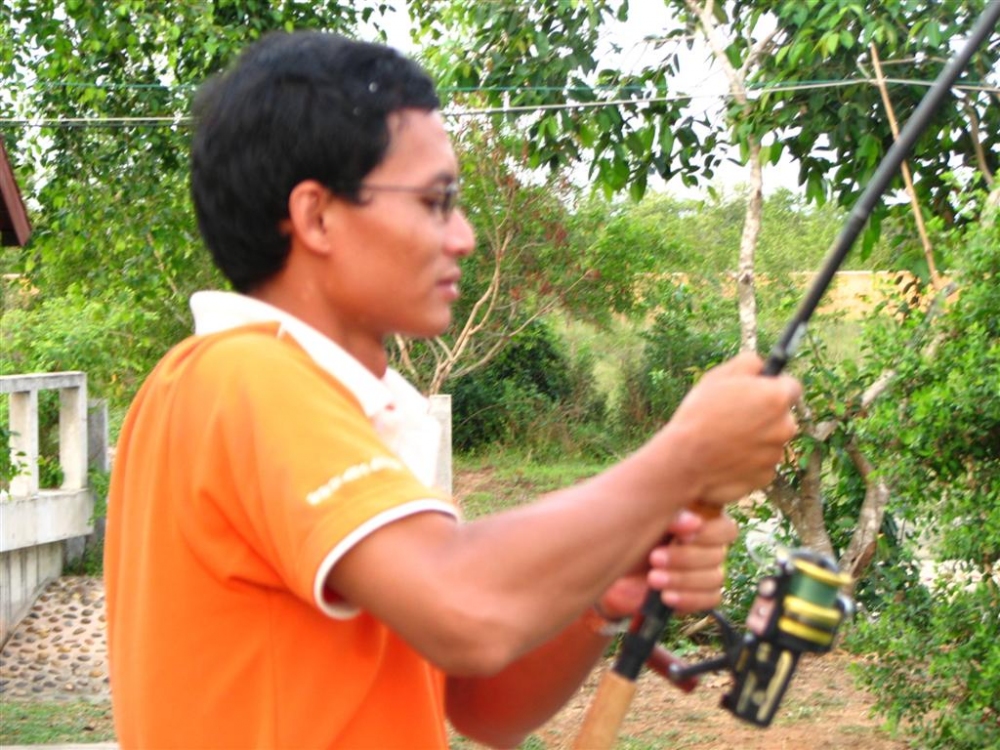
[2,2,654,418]
[731,0,999,234]
[664,1,999,593]
[410,0,998,240]
[392,120,644,394]
[3,1,395,184]
[848,207,1000,749]
[1,2,395,401]
[409,0,721,200]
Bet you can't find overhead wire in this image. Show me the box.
[0,75,996,128]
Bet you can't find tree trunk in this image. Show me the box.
[839,438,891,592]
[767,448,835,560]
[737,145,762,353]
[985,183,1000,225]
[685,0,770,354]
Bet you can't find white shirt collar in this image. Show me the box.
[189,291,442,487]
[192,290,413,419]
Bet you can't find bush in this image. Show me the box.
[447,319,609,457]
[848,570,1000,749]
[845,208,1000,749]
[616,282,739,436]
[0,285,175,405]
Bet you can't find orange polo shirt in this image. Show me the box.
[105,310,456,748]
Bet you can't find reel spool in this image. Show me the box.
[669,548,854,727]
[723,549,853,726]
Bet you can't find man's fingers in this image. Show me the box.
[649,544,728,573]
[665,510,705,539]
[660,512,738,549]
[709,351,764,377]
[648,565,726,592]
[710,353,802,404]
[777,373,803,404]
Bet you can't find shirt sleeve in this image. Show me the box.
[186,330,457,617]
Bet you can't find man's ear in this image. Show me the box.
[286,180,336,255]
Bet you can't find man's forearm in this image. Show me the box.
[446,610,615,749]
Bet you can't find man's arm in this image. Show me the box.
[444,512,737,749]
[326,354,798,675]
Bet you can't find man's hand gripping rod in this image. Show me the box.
[574,5,1000,747]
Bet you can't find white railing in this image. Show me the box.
[1,372,94,644]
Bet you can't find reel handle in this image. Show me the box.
[573,501,719,749]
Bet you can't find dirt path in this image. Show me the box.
[453,467,911,749]
[524,650,908,749]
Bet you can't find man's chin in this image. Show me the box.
[399,317,452,341]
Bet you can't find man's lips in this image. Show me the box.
[439,271,461,299]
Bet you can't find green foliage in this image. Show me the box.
[88,466,110,526]
[727,0,999,246]
[450,125,616,353]
[1,284,172,404]
[447,319,608,457]
[447,319,571,451]
[412,0,998,248]
[587,187,894,299]
[1,2,388,404]
[3,1,393,180]
[618,282,739,435]
[64,467,109,576]
[0,423,29,490]
[410,0,719,199]
[863,212,1000,537]
[849,570,1000,749]
[844,206,1000,748]
[0,390,66,490]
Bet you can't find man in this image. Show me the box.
[104,31,801,749]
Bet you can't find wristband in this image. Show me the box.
[583,603,631,637]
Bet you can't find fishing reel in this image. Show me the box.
[666,548,854,727]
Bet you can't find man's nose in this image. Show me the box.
[446,208,475,257]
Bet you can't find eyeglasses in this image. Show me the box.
[359,182,460,219]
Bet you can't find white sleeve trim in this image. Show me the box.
[312,499,459,619]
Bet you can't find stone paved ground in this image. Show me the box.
[0,576,109,703]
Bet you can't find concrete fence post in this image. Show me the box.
[429,394,452,497]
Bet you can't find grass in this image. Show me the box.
[553,312,645,405]
[448,731,547,748]
[455,451,611,519]
[0,700,116,745]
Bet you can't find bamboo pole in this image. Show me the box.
[870,44,943,291]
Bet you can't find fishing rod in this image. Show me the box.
[574,4,1000,747]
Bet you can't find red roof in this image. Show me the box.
[0,139,31,246]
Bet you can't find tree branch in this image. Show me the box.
[961,96,995,187]
[870,44,942,290]
[839,436,891,589]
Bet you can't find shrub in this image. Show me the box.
[616,282,739,436]
[846,208,1000,749]
[0,285,174,405]
[848,570,999,749]
[447,319,608,457]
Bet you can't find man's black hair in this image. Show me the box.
[190,31,441,293]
